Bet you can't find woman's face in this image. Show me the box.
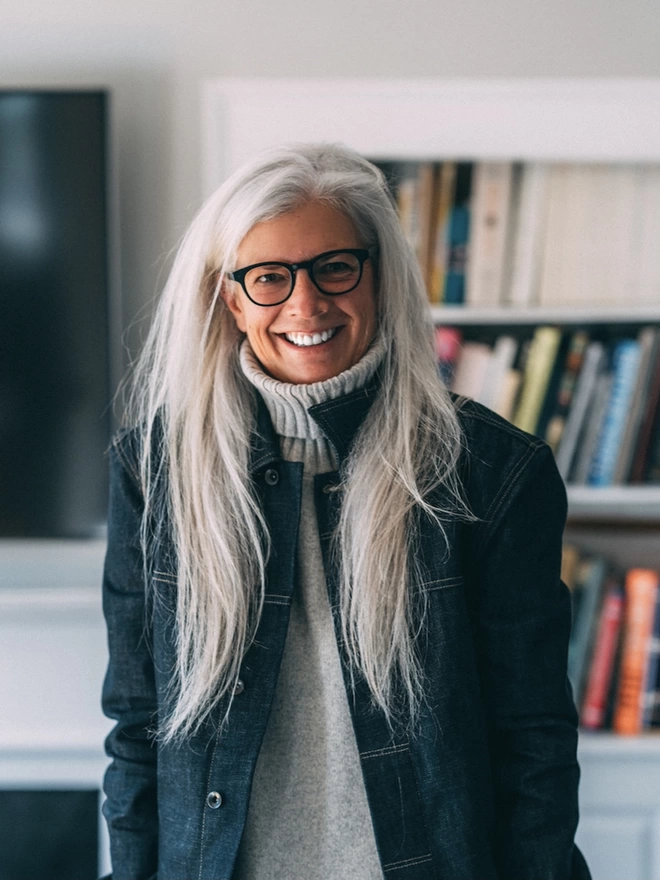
[224,201,377,384]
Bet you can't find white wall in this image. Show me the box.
[2,0,660,360]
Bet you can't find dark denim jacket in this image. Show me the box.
[101,385,590,880]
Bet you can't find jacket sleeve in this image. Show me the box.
[470,441,590,880]
[101,436,159,880]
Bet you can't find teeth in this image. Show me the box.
[285,327,337,347]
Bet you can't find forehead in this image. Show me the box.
[236,201,361,264]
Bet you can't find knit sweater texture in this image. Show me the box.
[232,338,385,880]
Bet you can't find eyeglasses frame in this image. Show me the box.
[227,246,378,307]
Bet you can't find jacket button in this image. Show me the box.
[234,678,245,695]
[264,468,279,486]
[206,791,223,809]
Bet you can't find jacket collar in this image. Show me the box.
[248,375,382,472]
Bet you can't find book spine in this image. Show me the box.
[450,342,492,401]
[588,339,642,486]
[641,591,660,727]
[466,162,513,307]
[443,163,473,305]
[512,326,562,435]
[505,163,548,307]
[554,342,606,480]
[567,556,608,707]
[543,331,590,453]
[613,569,660,735]
[581,584,625,730]
[428,163,457,304]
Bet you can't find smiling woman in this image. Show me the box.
[100,143,590,880]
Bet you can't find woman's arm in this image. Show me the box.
[101,437,159,880]
[472,442,590,880]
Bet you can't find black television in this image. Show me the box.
[0,90,115,538]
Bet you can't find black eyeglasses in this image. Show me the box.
[228,247,377,307]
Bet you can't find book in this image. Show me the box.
[613,569,660,735]
[612,327,660,483]
[503,163,548,308]
[428,163,457,304]
[581,580,625,730]
[538,164,639,308]
[395,162,434,275]
[640,589,660,727]
[587,338,642,486]
[415,162,436,289]
[443,163,473,305]
[512,325,562,435]
[435,326,463,386]
[567,555,609,708]
[555,341,607,480]
[450,341,492,401]
[543,331,590,454]
[492,369,522,422]
[534,332,572,442]
[570,371,613,485]
[629,340,660,482]
[478,336,518,412]
[466,162,514,307]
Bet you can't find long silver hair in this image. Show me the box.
[127,142,473,744]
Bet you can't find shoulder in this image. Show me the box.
[450,394,566,536]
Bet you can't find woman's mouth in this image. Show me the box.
[283,327,339,347]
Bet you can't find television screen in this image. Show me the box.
[0,91,112,538]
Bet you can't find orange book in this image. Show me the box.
[613,569,660,735]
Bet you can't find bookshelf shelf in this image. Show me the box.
[578,731,660,757]
[432,306,660,327]
[566,485,660,521]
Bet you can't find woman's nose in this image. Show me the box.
[286,268,327,315]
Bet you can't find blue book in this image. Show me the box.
[443,163,473,305]
[588,339,642,486]
[641,590,660,727]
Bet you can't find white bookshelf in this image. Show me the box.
[203,77,660,879]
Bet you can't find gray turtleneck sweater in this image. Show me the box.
[232,339,385,880]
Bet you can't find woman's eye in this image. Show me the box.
[318,261,352,276]
[255,272,286,285]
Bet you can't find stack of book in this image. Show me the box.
[379,160,660,308]
[437,324,660,484]
[564,545,660,735]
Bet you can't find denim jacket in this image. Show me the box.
[101,384,590,880]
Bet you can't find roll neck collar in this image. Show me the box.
[239,335,386,440]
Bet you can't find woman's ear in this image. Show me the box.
[219,278,248,333]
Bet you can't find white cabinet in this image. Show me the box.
[0,540,112,875]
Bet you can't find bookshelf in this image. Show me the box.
[203,77,660,880]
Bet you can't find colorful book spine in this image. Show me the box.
[587,339,642,486]
[543,331,590,453]
[428,163,457,304]
[641,590,660,727]
[581,582,625,730]
[554,342,606,480]
[435,326,463,386]
[567,556,609,707]
[512,326,562,435]
[613,569,660,735]
[443,163,473,305]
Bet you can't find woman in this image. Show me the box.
[101,143,590,880]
